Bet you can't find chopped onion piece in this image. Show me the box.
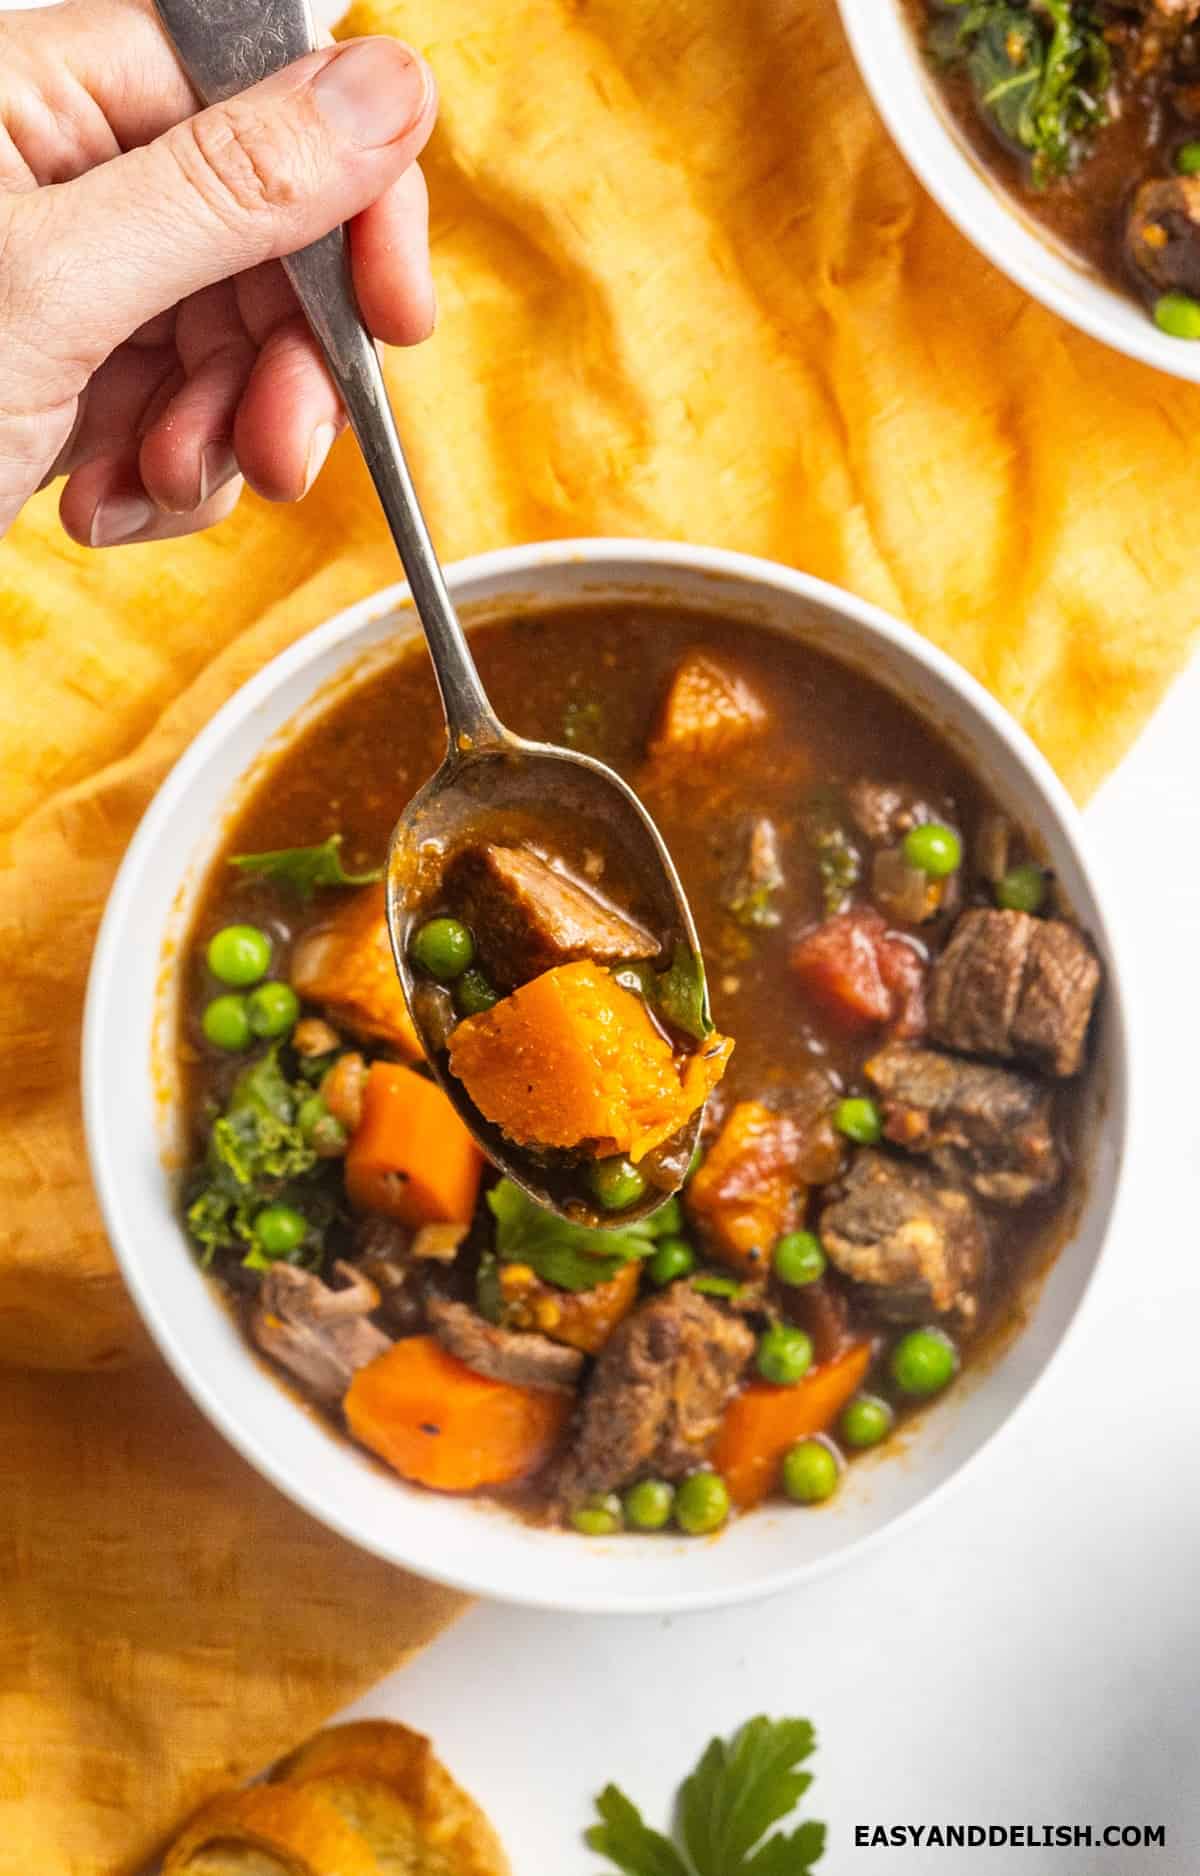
[872,847,938,924]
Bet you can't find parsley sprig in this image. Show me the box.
[587,1716,825,1876]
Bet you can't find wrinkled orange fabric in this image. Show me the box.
[2,0,1197,1868]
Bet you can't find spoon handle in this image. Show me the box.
[284,234,502,749]
[153,0,503,752]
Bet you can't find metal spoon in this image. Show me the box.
[155,0,713,1222]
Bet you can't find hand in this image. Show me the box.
[0,0,437,546]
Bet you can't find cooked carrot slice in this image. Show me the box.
[345,1336,571,1492]
[345,1062,483,1228]
[447,960,732,1158]
[712,1341,873,1509]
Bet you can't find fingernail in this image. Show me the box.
[302,422,338,496]
[199,442,239,506]
[314,39,432,146]
[90,495,153,547]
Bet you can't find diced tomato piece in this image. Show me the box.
[790,910,892,1031]
[878,932,927,1040]
[790,909,927,1038]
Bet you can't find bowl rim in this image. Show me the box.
[82,537,1134,1614]
[835,0,1200,384]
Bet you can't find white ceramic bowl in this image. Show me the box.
[84,540,1130,1613]
[837,0,1200,382]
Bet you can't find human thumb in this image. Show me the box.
[8,37,435,385]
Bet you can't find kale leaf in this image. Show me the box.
[486,1178,661,1291]
[655,943,714,1043]
[184,1045,329,1270]
[802,788,861,917]
[930,0,1110,188]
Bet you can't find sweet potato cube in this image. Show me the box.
[291,883,421,1059]
[500,1258,642,1353]
[345,1062,484,1227]
[446,960,732,1158]
[686,1100,804,1275]
[648,650,767,759]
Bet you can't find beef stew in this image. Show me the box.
[177,605,1101,1536]
[908,0,1200,337]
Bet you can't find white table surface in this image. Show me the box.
[9,2,1195,1865]
[336,657,1200,1874]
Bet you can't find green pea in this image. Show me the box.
[455,967,498,1016]
[206,923,271,987]
[252,1203,308,1258]
[644,1194,683,1238]
[902,821,962,879]
[773,1229,826,1287]
[1177,140,1200,175]
[756,1322,814,1387]
[890,1327,959,1399]
[839,1392,894,1450]
[569,1493,623,1537]
[781,1436,841,1504]
[589,1155,647,1212]
[298,1094,328,1139]
[995,861,1047,914]
[623,1478,674,1531]
[1154,291,1200,340]
[686,1142,705,1182]
[246,980,300,1039]
[410,916,475,982]
[674,1470,731,1536]
[298,1096,348,1157]
[647,1238,696,1286]
[834,1097,882,1145]
[201,993,252,1051]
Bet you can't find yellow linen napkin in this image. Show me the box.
[2,0,1197,1867]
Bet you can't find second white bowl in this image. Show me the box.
[837,0,1200,382]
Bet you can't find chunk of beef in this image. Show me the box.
[929,909,1100,1077]
[819,1152,986,1324]
[351,1215,424,1332]
[250,1263,392,1405]
[781,1274,852,1366]
[426,1293,584,1394]
[790,909,927,1039]
[1128,0,1200,78]
[846,780,933,845]
[648,650,768,760]
[445,842,658,990]
[865,1043,1061,1204]
[1127,175,1200,296]
[1012,919,1103,1078]
[554,1287,754,1501]
[291,884,421,1059]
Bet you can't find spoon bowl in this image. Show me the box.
[386,725,709,1224]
